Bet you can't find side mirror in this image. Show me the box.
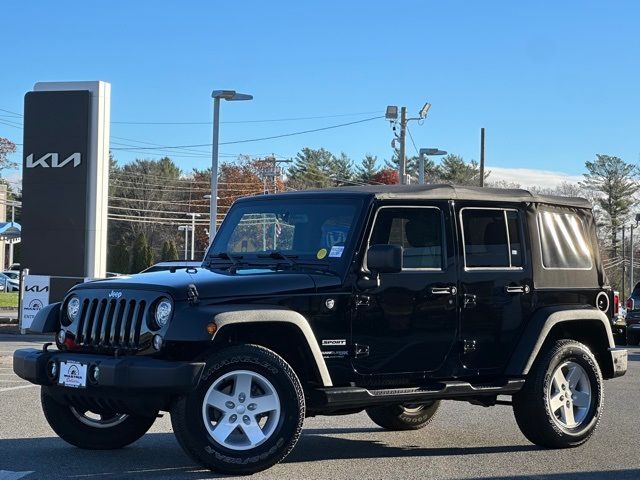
[367,244,403,274]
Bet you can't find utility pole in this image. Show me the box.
[8,203,15,267]
[631,224,635,296]
[480,128,485,187]
[622,226,626,299]
[399,107,407,185]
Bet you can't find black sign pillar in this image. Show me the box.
[21,82,111,301]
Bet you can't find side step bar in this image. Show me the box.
[308,379,524,410]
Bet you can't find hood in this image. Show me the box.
[73,268,318,301]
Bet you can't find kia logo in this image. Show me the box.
[26,152,81,168]
[25,285,49,293]
[108,290,123,299]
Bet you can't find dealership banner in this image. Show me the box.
[20,275,51,330]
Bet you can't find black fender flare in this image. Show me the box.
[28,302,61,334]
[505,306,615,377]
[211,309,333,387]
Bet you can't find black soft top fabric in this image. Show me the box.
[239,184,591,209]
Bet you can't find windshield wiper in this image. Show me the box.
[257,251,299,268]
[206,252,244,270]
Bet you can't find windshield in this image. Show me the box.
[207,197,363,271]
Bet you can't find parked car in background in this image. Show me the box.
[625,284,640,345]
[2,270,19,281]
[140,261,201,273]
[0,272,19,292]
[610,290,627,345]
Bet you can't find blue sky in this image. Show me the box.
[1,0,639,187]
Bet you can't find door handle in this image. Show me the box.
[505,285,530,294]
[431,286,457,295]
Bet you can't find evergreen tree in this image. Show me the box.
[287,148,337,189]
[161,241,170,261]
[167,240,179,261]
[436,154,488,186]
[581,154,639,257]
[131,233,154,272]
[333,152,354,185]
[108,238,130,274]
[356,155,380,183]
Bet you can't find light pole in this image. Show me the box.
[210,90,253,242]
[418,148,447,185]
[186,213,201,260]
[386,102,431,184]
[178,225,192,260]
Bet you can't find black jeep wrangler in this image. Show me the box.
[14,184,628,475]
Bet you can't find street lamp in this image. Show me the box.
[418,148,447,185]
[186,213,201,260]
[177,225,192,260]
[210,89,253,242]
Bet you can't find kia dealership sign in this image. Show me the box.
[20,275,50,330]
[21,81,111,301]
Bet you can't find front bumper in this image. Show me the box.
[609,347,628,378]
[13,347,205,393]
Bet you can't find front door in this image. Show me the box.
[351,204,458,377]
[456,205,532,374]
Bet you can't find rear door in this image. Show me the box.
[457,205,533,374]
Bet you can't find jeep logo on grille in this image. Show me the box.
[108,290,123,299]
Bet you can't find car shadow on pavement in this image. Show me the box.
[285,430,541,463]
[1,432,638,479]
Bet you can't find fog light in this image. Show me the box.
[153,334,163,350]
[57,330,66,345]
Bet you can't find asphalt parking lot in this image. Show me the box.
[1,334,639,480]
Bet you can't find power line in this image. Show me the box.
[111,111,382,125]
[111,116,384,151]
[0,108,22,117]
[406,126,420,155]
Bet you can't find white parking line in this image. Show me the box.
[0,385,37,393]
[0,471,34,480]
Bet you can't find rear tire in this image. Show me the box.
[366,401,440,431]
[171,344,305,475]
[512,339,603,448]
[41,387,157,449]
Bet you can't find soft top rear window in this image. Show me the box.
[537,211,593,270]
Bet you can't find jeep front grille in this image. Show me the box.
[74,298,148,349]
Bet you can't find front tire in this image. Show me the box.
[513,339,603,448]
[171,344,305,475]
[366,401,440,431]
[41,387,157,449]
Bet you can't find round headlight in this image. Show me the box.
[155,298,173,328]
[66,296,81,322]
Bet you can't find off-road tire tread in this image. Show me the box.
[171,344,305,475]
[366,401,440,431]
[512,339,603,448]
[41,387,156,450]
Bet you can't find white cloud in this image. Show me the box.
[487,165,582,190]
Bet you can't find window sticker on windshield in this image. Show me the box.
[316,248,328,260]
[329,246,344,258]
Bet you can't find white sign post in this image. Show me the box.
[20,274,50,331]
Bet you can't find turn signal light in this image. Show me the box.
[207,322,217,335]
